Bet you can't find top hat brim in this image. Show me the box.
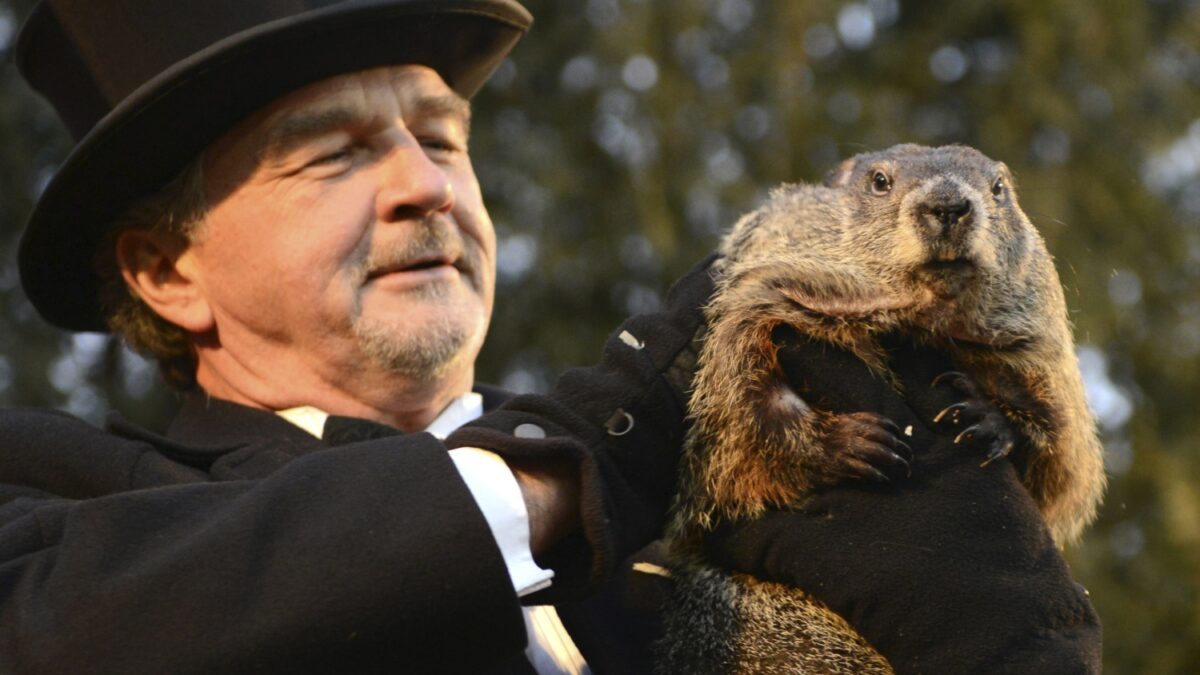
[17,0,531,332]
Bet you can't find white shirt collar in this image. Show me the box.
[276,392,484,440]
[422,392,484,439]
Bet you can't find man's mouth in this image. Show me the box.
[368,253,462,280]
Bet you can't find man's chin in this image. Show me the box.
[351,309,483,382]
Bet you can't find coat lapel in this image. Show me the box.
[109,386,515,482]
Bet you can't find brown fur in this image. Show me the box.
[657,570,893,675]
[658,144,1106,673]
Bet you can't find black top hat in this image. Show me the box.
[15,0,533,332]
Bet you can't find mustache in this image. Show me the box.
[357,217,482,284]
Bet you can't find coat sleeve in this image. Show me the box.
[0,411,529,675]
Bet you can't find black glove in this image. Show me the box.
[703,333,1102,674]
[446,254,719,598]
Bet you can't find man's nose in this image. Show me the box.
[376,144,455,222]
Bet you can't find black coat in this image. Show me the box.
[0,389,666,674]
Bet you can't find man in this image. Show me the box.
[2,1,1101,673]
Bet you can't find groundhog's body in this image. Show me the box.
[659,144,1106,674]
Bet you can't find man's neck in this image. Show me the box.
[194,353,476,432]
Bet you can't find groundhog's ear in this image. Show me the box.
[823,158,857,188]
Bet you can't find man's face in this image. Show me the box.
[180,65,495,420]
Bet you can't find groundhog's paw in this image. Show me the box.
[818,411,913,483]
[930,371,1017,467]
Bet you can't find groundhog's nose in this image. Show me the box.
[920,198,973,235]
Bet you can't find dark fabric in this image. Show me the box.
[0,398,534,674]
[15,0,532,331]
[555,540,673,675]
[0,385,674,674]
[706,334,1103,674]
[447,255,718,601]
[0,396,535,667]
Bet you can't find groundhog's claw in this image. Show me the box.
[953,425,978,444]
[929,371,1019,466]
[981,438,1016,468]
[824,411,913,482]
[934,402,968,425]
[933,399,1018,467]
[930,370,969,389]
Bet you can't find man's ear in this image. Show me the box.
[114,230,214,333]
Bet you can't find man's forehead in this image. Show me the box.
[198,64,473,191]
[213,65,471,159]
[270,65,470,122]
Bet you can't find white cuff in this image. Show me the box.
[448,446,555,597]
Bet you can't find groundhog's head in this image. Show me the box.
[824,144,1058,346]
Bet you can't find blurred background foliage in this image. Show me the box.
[1,0,1197,671]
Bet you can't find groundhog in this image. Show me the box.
[658,144,1106,674]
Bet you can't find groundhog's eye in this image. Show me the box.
[870,170,893,196]
[992,177,1006,198]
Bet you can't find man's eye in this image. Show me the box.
[310,148,354,166]
[420,137,459,153]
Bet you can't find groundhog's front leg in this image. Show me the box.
[678,298,911,532]
[952,347,1106,545]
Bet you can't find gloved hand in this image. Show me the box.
[702,332,1102,674]
[446,254,719,598]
